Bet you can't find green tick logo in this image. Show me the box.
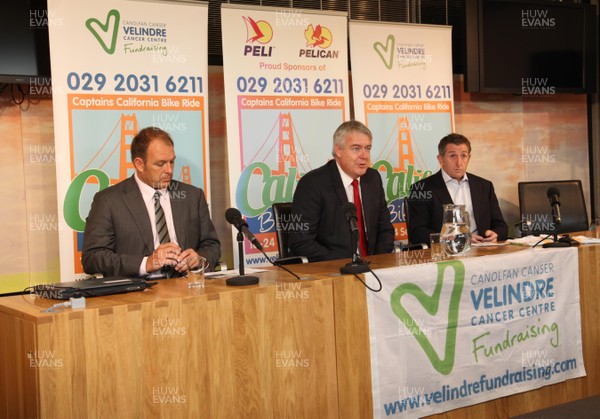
[373,34,395,70]
[390,260,465,375]
[86,9,120,54]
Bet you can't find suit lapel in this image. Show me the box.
[327,160,349,206]
[121,176,155,252]
[432,171,453,204]
[359,172,378,241]
[468,175,483,228]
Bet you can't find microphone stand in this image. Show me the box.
[226,231,260,286]
[542,208,571,248]
[340,228,370,275]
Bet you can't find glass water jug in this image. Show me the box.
[440,204,471,256]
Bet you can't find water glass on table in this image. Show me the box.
[430,233,443,261]
[187,257,209,289]
[593,219,600,239]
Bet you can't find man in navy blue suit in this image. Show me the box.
[289,121,394,262]
[407,133,508,245]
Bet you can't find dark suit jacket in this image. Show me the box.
[289,160,394,262]
[407,170,508,245]
[82,176,221,276]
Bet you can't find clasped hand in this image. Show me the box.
[471,229,498,244]
[146,242,203,273]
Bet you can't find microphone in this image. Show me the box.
[225,208,264,251]
[546,187,561,225]
[342,202,359,233]
[340,202,369,274]
[541,187,571,248]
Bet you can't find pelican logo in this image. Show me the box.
[304,24,332,48]
[243,16,274,57]
[299,24,339,59]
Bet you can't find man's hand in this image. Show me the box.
[471,230,498,244]
[146,242,182,273]
[174,249,205,273]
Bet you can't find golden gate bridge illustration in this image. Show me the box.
[245,113,313,176]
[375,114,427,172]
[245,113,425,177]
[79,114,192,184]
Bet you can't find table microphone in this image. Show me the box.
[341,202,369,274]
[225,207,259,286]
[542,187,570,248]
[546,187,562,225]
[225,208,264,251]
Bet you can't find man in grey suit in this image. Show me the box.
[82,127,220,277]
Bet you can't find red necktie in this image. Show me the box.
[352,179,369,256]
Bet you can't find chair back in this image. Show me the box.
[272,202,293,258]
[518,180,589,235]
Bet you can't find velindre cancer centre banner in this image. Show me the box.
[350,21,454,241]
[48,0,210,279]
[221,5,349,266]
[367,247,585,418]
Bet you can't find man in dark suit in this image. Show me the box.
[407,133,508,245]
[82,127,220,277]
[289,121,394,262]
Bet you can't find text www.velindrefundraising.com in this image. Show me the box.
[383,358,578,416]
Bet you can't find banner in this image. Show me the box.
[349,21,454,241]
[366,247,584,418]
[48,0,210,279]
[221,5,350,266]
